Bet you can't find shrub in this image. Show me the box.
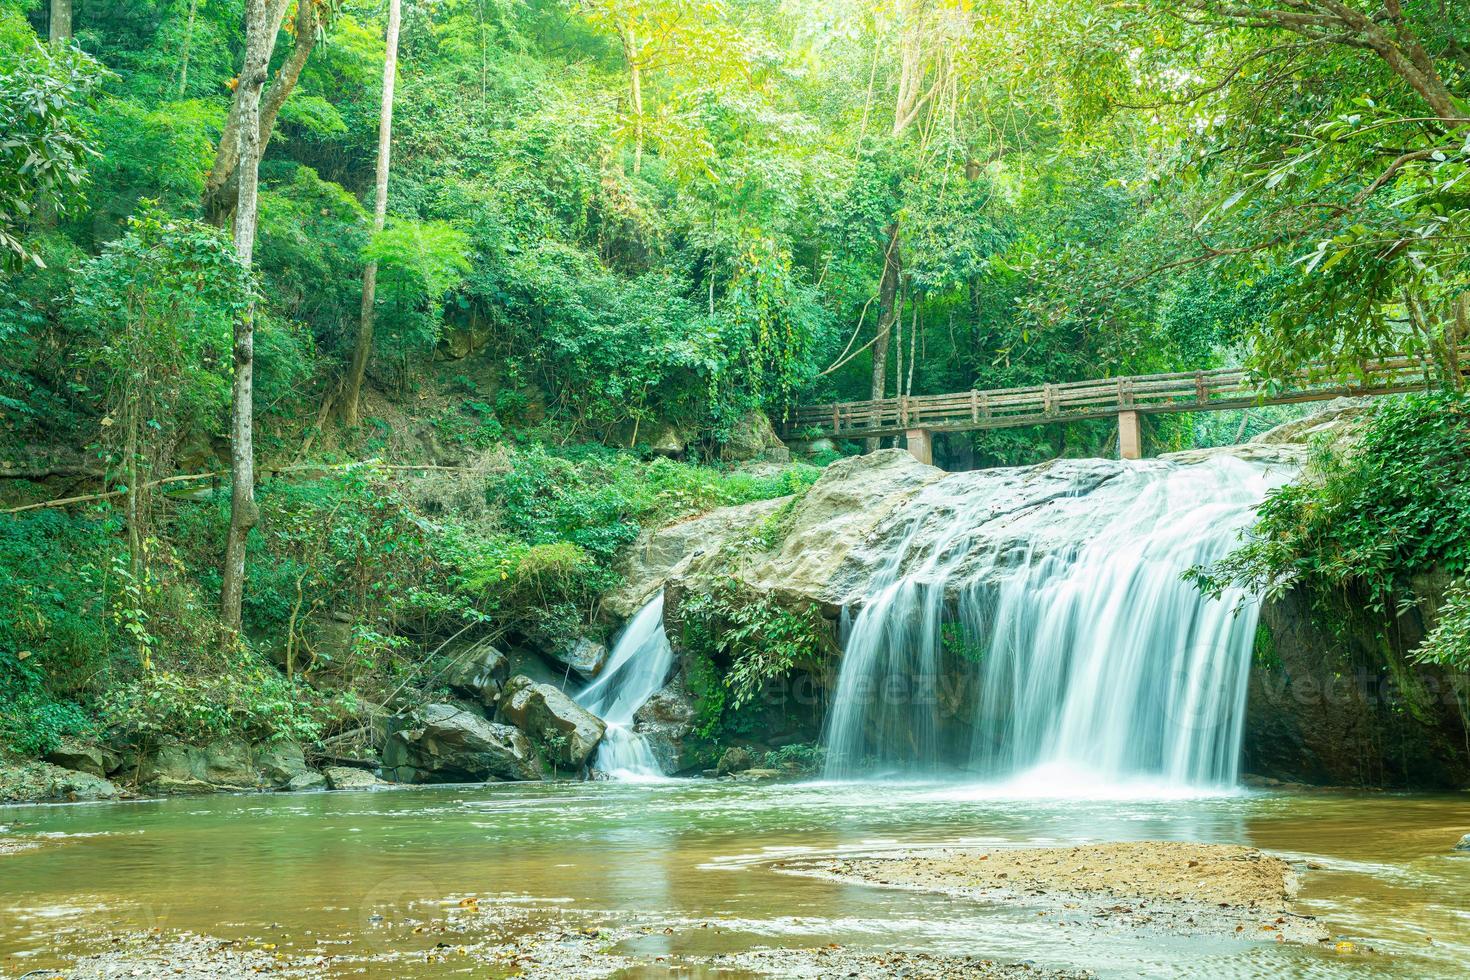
[1194,390,1470,666]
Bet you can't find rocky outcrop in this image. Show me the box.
[1243,583,1470,789]
[605,495,791,617]
[543,637,607,682]
[382,703,543,783]
[499,676,606,770]
[444,639,509,707]
[723,411,791,463]
[632,676,698,774]
[43,740,111,777]
[0,761,122,803]
[728,450,947,604]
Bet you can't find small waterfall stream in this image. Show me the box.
[822,454,1291,792]
[576,592,675,779]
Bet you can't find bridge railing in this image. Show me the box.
[782,355,1439,439]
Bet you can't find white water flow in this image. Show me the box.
[822,454,1292,792]
[575,592,675,779]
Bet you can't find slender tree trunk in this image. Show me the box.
[178,0,200,96]
[866,221,903,452]
[49,0,71,45]
[342,0,402,427]
[219,0,291,644]
[625,28,644,174]
[204,0,322,224]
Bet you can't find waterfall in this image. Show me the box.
[576,592,675,779]
[821,454,1290,792]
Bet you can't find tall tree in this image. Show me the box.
[219,0,293,643]
[203,0,330,224]
[342,0,403,426]
[864,0,950,448]
[48,0,71,45]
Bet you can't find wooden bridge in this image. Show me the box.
[782,354,1445,463]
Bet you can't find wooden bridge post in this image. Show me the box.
[905,428,934,466]
[1118,410,1142,461]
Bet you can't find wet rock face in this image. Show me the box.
[543,637,608,683]
[445,640,510,707]
[382,703,543,783]
[632,676,697,774]
[1244,585,1470,790]
[498,676,606,769]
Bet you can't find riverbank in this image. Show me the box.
[776,841,1335,946]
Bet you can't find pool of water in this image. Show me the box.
[2,780,1467,977]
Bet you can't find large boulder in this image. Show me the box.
[724,411,791,463]
[605,495,791,617]
[717,746,754,775]
[255,742,315,789]
[135,742,215,794]
[382,703,543,783]
[498,676,606,770]
[0,762,122,803]
[43,740,109,778]
[204,739,257,789]
[632,675,698,774]
[323,766,385,791]
[444,639,509,707]
[542,637,607,682]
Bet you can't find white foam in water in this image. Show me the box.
[822,454,1292,794]
[575,592,675,780]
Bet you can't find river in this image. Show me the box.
[3,781,1467,978]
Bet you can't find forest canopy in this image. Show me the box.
[0,0,1466,755]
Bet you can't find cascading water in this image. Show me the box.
[821,453,1292,792]
[575,592,675,779]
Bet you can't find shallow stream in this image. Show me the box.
[2,781,1467,977]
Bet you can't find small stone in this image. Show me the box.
[1454,834,1470,852]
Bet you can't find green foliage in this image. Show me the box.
[1194,391,1470,666]
[99,663,348,746]
[680,578,831,724]
[0,11,106,266]
[761,741,826,775]
[1417,580,1470,670]
[461,446,818,643]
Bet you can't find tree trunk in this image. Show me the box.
[342,0,402,428]
[624,28,644,174]
[178,0,199,96]
[866,221,903,451]
[219,0,292,644]
[49,0,71,45]
[204,0,321,225]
